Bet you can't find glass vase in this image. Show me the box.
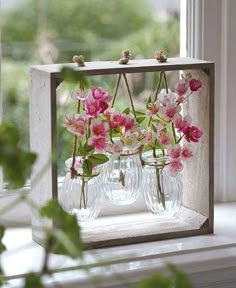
[141,150,182,215]
[59,158,104,223]
[101,148,142,205]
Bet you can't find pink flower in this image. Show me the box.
[75,91,89,101]
[63,115,87,136]
[146,102,159,116]
[111,140,124,153]
[125,116,135,132]
[85,100,101,118]
[175,80,189,96]
[143,130,153,143]
[168,144,181,159]
[99,100,109,113]
[91,120,109,137]
[89,136,108,151]
[162,101,181,121]
[183,126,203,143]
[174,114,192,132]
[110,113,127,129]
[168,158,183,176]
[181,145,193,160]
[158,89,176,106]
[91,87,112,102]
[103,108,115,117]
[156,122,165,132]
[176,95,185,104]
[159,131,170,146]
[189,79,202,92]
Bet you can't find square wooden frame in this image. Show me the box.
[29,57,214,248]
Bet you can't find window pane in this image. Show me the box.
[1,0,180,179]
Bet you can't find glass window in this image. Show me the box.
[1,0,180,223]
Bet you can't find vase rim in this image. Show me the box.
[141,150,169,166]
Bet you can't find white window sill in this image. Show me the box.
[2,203,236,288]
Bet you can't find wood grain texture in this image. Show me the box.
[29,68,57,243]
[182,69,210,218]
[31,57,214,77]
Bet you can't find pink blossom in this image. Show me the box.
[103,107,115,117]
[176,95,185,104]
[84,100,101,118]
[89,136,108,151]
[125,116,135,132]
[91,120,109,137]
[174,114,192,132]
[159,131,170,146]
[91,87,112,102]
[158,89,176,106]
[181,145,193,160]
[168,144,181,159]
[146,102,159,116]
[168,158,183,176]
[110,113,127,129]
[189,79,202,92]
[99,100,109,113]
[63,115,87,136]
[156,122,165,132]
[163,101,181,121]
[111,140,124,153]
[183,126,203,143]
[143,130,153,143]
[175,80,189,96]
[75,91,89,101]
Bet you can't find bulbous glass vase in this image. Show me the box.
[59,158,104,223]
[141,150,182,215]
[101,148,142,205]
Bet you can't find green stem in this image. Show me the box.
[80,175,87,209]
[155,165,166,209]
[171,122,177,144]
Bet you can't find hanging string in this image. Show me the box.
[154,71,164,102]
[111,73,122,108]
[111,73,137,120]
[122,73,137,119]
[163,71,169,93]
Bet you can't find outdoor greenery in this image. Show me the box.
[1,0,179,176]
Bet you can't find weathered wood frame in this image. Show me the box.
[29,57,214,248]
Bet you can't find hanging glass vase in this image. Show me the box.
[141,150,182,215]
[59,158,104,223]
[101,147,142,205]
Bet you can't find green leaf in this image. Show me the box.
[168,263,192,288]
[40,200,83,257]
[146,95,152,109]
[152,123,157,133]
[138,274,172,288]
[60,67,89,89]
[0,123,37,189]
[136,116,145,124]
[135,110,145,116]
[82,159,93,176]
[122,107,130,115]
[88,154,109,165]
[24,273,44,288]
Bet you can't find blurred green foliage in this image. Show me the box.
[1,0,179,176]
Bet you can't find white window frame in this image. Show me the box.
[3,0,235,226]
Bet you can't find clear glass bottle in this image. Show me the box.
[141,150,182,215]
[101,148,142,205]
[59,158,103,223]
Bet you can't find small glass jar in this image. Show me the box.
[141,150,182,215]
[59,158,104,223]
[101,147,142,205]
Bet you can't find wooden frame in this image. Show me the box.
[29,57,214,248]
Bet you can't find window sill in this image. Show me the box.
[2,203,236,288]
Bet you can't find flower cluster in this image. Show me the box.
[64,73,203,177]
[145,74,203,176]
